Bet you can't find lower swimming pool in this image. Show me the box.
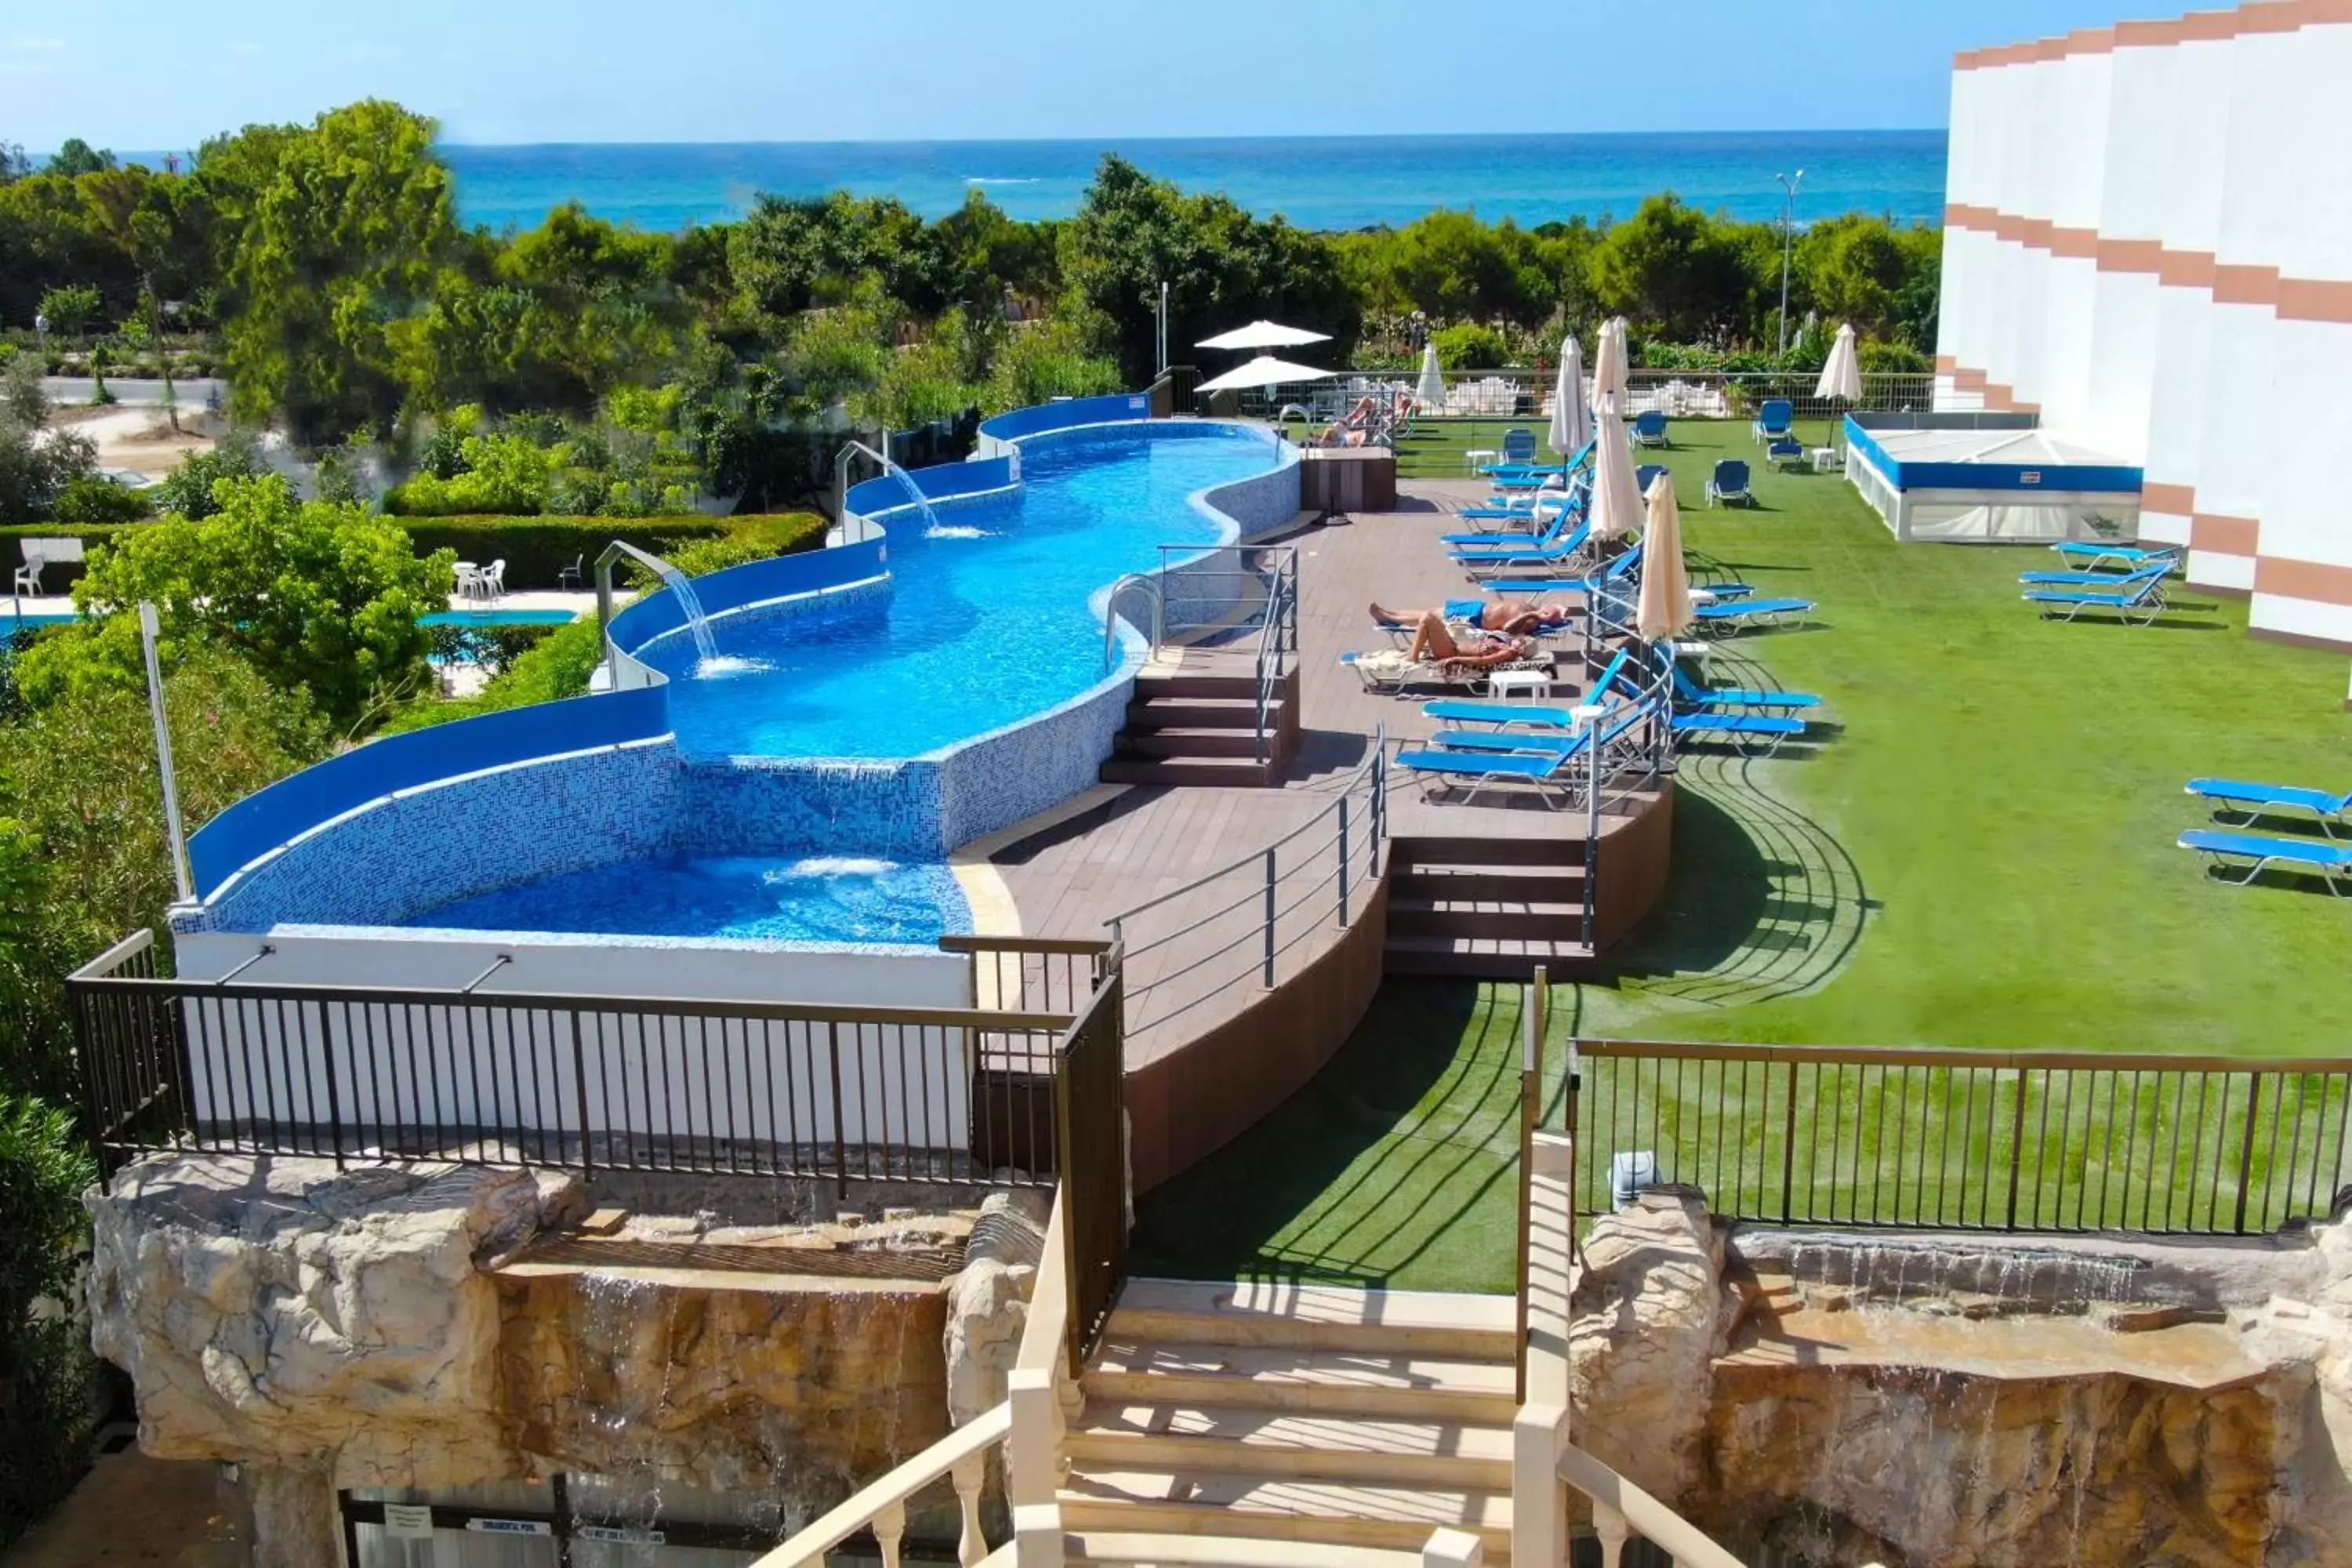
[408,853,971,946]
[640,423,1282,759]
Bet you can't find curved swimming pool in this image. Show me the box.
[640,423,1283,760]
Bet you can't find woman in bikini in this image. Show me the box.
[1394,614,1539,668]
[1370,599,1573,638]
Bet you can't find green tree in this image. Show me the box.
[150,431,263,521]
[0,1091,98,1541]
[1587,195,1765,343]
[34,283,99,335]
[220,101,458,439]
[42,139,114,178]
[1431,321,1509,370]
[980,311,1123,416]
[0,422,94,523]
[29,475,452,727]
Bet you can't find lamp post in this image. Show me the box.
[1775,169,1806,359]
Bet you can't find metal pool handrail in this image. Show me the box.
[1102,573,1163,673]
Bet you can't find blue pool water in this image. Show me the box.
[419,608,581,626]
[643,424,1280,759]
[411,854,969,945]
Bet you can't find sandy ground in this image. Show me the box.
[42,406,216,479]
[2,1448,245,1567]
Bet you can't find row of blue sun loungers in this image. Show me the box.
[2177,777,2352,894]
[2021,543,2186,625]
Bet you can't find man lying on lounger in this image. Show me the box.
[1371,598,1572,637]
[1385,612,1541,668]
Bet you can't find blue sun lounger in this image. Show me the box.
[2178,829,2352,895]
[1693,597,1813,635]
[1452,521,1599,580]
[1395,703,1650,807]
[1421,651,1633,729]
[1751,399,1795,444]
[1671,710,1809,756]
[2023,572,2167,625]
[1670,664,1822,711]
[1707,459,1755,508]
[2051,541,2183,575]
[1443,495,1585,545]
[2019,561,2169,589]
[2185,778,2352,837]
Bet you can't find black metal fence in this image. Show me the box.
[72,930,1121,1196]
[1056,950,1127,1374]
[1574,1038,2352,1235]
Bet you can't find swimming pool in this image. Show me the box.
[640,423,1281,760]
[419,608,582,626]
[410,853,969,946]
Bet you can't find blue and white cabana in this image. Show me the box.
[1844,412,2143,543]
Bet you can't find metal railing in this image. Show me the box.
[1247,367,1936,428]
[1154,543,1301,765]
[1571,1036,2352,1235]
[1102,572,1162,673]
[1105,739,1386,1044]
[1145,363,1200,418]
[71,929,1120,1194]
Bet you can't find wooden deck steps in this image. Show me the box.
[1383,833,1595,978]
[1102,667,1299,789]
[1061,1279,1519,1561]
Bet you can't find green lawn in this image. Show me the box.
[1131,416,2352,1290]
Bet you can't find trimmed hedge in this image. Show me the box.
[0,512,828,594]
[391,512,826,590]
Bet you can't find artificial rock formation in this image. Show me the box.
[942,1190,1047,1428]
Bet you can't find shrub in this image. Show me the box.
[382,433,552,516]
[391,511,824,590]
[151,434,264,522]
[382,616,604,735]
[0,1092,98,1544]
[426,620,560,675]
[1431,322,1510,370]
[49,477,153,524]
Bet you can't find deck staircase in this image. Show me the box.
[1045,1279,1520,1563]
[1384,832,1595,980]
[1101,666,1300,789]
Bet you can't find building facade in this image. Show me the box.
[1935,0,2352,645]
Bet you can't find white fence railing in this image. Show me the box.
[1246,368,1933,427]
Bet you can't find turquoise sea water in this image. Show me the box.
[438,131,1947,234]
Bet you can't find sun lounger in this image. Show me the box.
[2185,778,2352,837]
[1395,703,1650,808]
[1632,411,1670,448]
[1443,495,1584,546]
[2018,561,2170,589]
[1767,438,1809,471]
[1751,399,1795,444]
[1670,665,1821,711]
[2051,541,2183,575]
[1452,521,1599,581]
[1421,649,1631,730]
[1707,459,1754,508]
[2178,829,2352,895]
[1671,710,1809,756]
[1693,597,1813,635]
[1343,648,1555,695]
[1635,463,1671,498]
[2023,572,2167,625]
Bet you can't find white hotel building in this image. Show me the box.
[1934,0,2352,647]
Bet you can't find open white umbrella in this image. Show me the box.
[1196,320,1333,352]
[1592,318,1630,417]
[1815,321,1863,402]
[1193,354,1335,394]
[1636,474,1693,641]
[1414,343,1446,410]
[1548,334,1590,459]
[1588,411,1645,544]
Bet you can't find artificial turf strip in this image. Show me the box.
[1131,416,2352,1292]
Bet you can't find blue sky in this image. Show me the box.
[8,1,2175,151]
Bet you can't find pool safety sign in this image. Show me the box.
[579,1525,666,1544]
[466,1518,554,1537]
[382,1504,433,1539]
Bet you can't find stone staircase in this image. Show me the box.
[1046,1279,1519,1563]
[1383,831,1595,980]
[1100,666,1299,789]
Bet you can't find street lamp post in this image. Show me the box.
[1775,169,1806,359]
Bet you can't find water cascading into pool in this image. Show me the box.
[611,541,719,667]
[875,453,946,538]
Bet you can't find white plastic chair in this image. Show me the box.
[478,559,506,602]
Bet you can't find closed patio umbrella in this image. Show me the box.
[1414,343,1446,410]
[1635,473,1694,641]
[1548,334,1589,459]
[1592,318,1630,417]
[1814,321,1864,402]
[1196,320,1334,351]
[1193,355,1335,393]
[1588,410,1645,545]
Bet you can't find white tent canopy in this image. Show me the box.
[1845,418,2143,543]
[1193,354,1335,394]
[1196,320,1334,351]
[1548,335,1590,459]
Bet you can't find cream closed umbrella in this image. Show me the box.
[1588,411,1645,544]
[1415,343,1446,410]
[1548,335,1590,459]
[1592,318,1630,417]
[1636,474,1694,641]
[1815,321,1864,402]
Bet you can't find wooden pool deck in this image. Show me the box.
[974,478,1675,1190]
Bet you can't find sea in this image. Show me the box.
[433,130,1948,235]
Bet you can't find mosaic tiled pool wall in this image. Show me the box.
[182,739,682,934]
[676,756,945,858]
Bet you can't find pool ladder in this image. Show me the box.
[1104,574,1164,672]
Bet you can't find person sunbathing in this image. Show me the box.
[1372,598,1572,637]
[1395,613,1539,667]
